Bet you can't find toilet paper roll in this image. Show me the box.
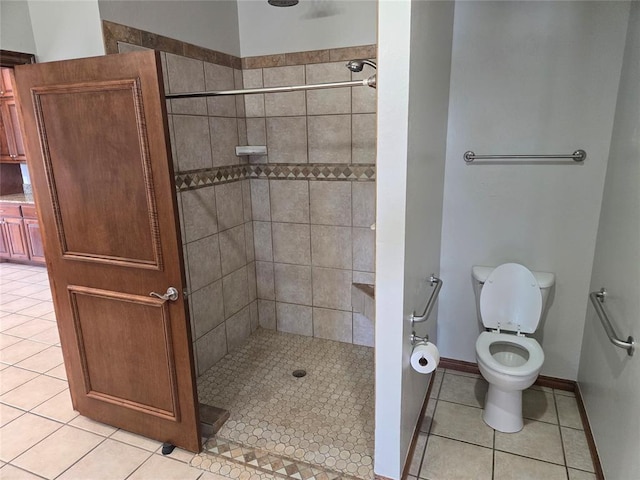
[411,342,440,374]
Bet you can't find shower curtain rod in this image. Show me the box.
[165,75,376,98]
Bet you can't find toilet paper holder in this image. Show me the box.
[410,332,429,346]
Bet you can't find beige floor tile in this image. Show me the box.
[523,388,558,424]
[419,399,436,433]
[69,415,118,437]
[110,429,161,452]
[0,412,61,462]
[429,370,444,399]
[420,435,493,480]
[554,388,576,397]
[408,432,427,476]
[16,302,54,318]
[494,451,568,480]
[0,464,45,479]
[16,346,63,373]
[0,297,43,314]
[12,425,103,479]
[8,284,49,298]
[0,333,22,350]
[530,384,553,393]
[431,401,493,447]
[438,371,488,408]
[0,403,24,427]
[157,447,196,463]
[45,363,67,381]
[127,454,202,480]
[0,374,67,410]
[39,311,57,322]
[561,427,594,472]
[568,468,597,479]
[445,368,481,379]
[0,314,32,332]
[0,293,21,304]
[28,327,60,346]
[0,339,49,365]
[495,419,564,465]
[4,318,55,338]
[0,366,39,394]
[58,439,151,480]
[31,389,78,423]
[556,394,583,429]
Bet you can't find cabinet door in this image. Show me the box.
[1,99,26,162]
[24,218,45,264]
[4,217,29,259]
[0,222,10,258]
[0,68,15,98]
[0,101,13,162]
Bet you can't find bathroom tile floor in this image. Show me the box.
[408,368,597,480]
[196,328,375,480]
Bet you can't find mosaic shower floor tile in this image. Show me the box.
[196,329,375,479]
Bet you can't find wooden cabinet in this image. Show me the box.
[0,68,27,163]
[0,202,44,265]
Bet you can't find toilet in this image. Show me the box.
[472,263,555,433]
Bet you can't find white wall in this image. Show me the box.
[375,1,454,477]
[577,3,640,478]
[0,0,36,54]
[438,1,629,380]
[28,1,104,62]
[237,0,376,57]
[98,0,241,56]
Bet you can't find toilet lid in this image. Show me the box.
[480,263,542,334]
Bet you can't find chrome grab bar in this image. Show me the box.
[589,288,635,356]
[410,275,443,326]
[463,149,586,163]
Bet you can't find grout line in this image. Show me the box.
[491,427,496,480]
[553,389,571,476]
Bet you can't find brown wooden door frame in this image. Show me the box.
[14,51,201,452]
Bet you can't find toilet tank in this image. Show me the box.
[472,265,555,320]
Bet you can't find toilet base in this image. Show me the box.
[482,384,523,433]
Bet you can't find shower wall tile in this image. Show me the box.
[219,224,247,276]
[266,117,308,163]
[313,308,353,343]
[210,117,239,167]
[353,271,375,285]
[352,182,376,228]
[196,323,227,375]
[249,300,258,332]
[215,182,244,230]
[167,114,178,171]
[180,187,218,243]
[204,61,236,118]
[250,180,271,221]
[263,66,306,117]
[310,181,352,226]
[274,263,312,306]
[353,227,375,272]
[311,225,352,269]
[187,234,222,292]
[222,266,249,319]
[263,65,305,87]
[312,267,352,311]
[172,115,212,171]
[353,312,374,347]
[258,299,276,330]
[272,223,311,265]
[241,180,253,222]
[270,181,310,223]
[234,69,245,117]
[306,62,351,115]
[244,222,255,262]
[247,261,257,302]
[351,65,377,114]
[308,115,351,163]
[242,69,265,117]
[253,221,273,261]
[276,303,313,337]
[256,261,275,300]
[191,280,225,339]
[246,118,267,146]
[165,53,206,115]
[226,305,251,352]
[352,113,377,164]
[237,118,248,146]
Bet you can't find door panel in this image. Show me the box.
[14,51,200,452]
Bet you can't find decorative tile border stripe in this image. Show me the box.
[192,436,365,480]
[175,164,376,191]
[102,20,241,69]
[242,45,377,69]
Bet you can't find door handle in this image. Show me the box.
[150,287,179,302]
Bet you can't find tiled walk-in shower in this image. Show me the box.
[195,329,374,479]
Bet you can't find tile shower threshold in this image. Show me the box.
[195,328,375,479]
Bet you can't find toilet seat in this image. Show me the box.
[476,331,544,377]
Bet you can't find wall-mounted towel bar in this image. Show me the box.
[589,288,635,356]
[463,149,586,163]
[410,274,443,326]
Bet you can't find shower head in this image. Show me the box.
[268,0,299,6]
[346,59,377,72]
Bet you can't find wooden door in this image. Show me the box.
[14,51,201,452]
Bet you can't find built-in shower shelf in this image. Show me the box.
[352,283,375,323]
[235,145,267,156]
